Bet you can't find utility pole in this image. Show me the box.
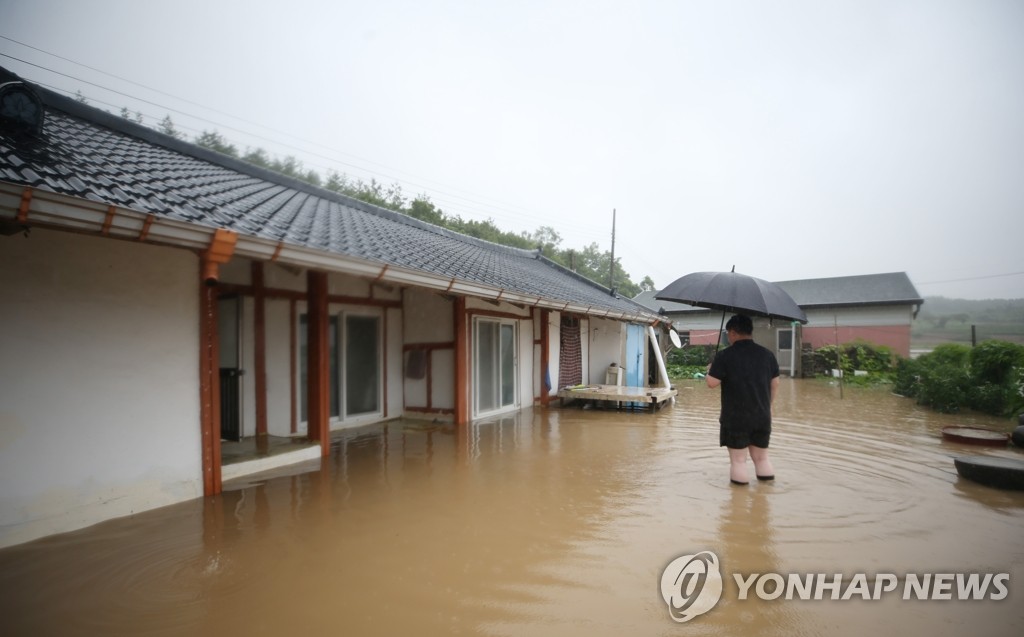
[609,209,616,291]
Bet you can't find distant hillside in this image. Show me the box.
[913,296,1024,347]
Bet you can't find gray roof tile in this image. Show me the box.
[0,68,654,320]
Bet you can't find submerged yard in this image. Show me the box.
[2,380,1022,636]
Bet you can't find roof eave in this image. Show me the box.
[0,182,659,324]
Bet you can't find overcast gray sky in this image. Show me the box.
[2,0,1022,299]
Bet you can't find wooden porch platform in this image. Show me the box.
[556,384,677,412]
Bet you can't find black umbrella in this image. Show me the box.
[655,267,807,351]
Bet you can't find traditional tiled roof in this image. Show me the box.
[635,272,923,314]
[0,67,656,321]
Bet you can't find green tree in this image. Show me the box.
[242,147,271,168]
[407,197,447,226]
[195,130,238,157]
[158,115,182,139]
[522,226,563,254]
[269,155,302,179]
[557,242,641,297]
[119,107,143,123]
[346,178,405,211]
[324,170,348,193]
[303,169,322,187]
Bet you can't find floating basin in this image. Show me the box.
[954,455,1024,491]
[941,426,1009,447]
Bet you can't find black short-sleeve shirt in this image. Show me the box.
[708,339,780,446]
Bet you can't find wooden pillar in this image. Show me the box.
[252,261,268,437]
[289,298,298,434]
[382,309,389,418]
[306,270,330,456]
[198,274,223,496]
[454,296,469,424]
[540,308,551,405]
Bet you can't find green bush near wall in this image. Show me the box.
[893,340,1024,416]
[665,345,715,379]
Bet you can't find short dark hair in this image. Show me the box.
[725,314,753,335]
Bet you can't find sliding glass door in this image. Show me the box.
[299,310,382,426]
[474,317,517,417]
[344,313,380,418]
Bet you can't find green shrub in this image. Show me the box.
[842,340,895,373]
[917,363,971,413]
[1008,366,1024,417]
[965,341,1024,415]
[667,346,713,367]
[968,382,1011,415]
[969,340,1024,385]
[893,358,921,397]
[665,345,719,379]
[813,341,896,379]
[927,343,971,367]
[894,341,1024,416]
[891,345,971,412]
[813,344,847,375]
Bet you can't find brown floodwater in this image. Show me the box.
[2,379,1023,636]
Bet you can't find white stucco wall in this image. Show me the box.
[804,305,914,327]
[265,298,293,436]
[0,228,202,548]
[518,313,535,407]
[385,306,404,418]
[579,318,591,384]
[402,288,455,414]
[547,311,561,391]
[587,317,625,383]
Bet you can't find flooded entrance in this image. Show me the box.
[2,380,1022,636]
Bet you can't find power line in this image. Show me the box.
[0,39,633,276]
[0,40,595,238]
[916,271,1024,285]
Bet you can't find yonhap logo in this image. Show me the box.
[659,550,1011,624]
[659,551,724,623]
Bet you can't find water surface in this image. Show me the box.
[2,379,1022,636]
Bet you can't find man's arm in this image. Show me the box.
[706,374,721,389]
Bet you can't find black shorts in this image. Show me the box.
[720,422,770,449]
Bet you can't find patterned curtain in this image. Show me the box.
[559,316,582,388]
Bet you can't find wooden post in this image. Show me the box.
[834,314,843,400]
[288,299,298,434]
[252,261,268,437]
[540,308,550,405]
[307,270,330,456]
[198,271,222,496]
[454,296,469,424]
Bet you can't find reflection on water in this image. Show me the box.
[2,380,1022,636]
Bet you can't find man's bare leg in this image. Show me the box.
[750,445,774,480]
[728,447,749,484]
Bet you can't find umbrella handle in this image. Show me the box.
[714,310,726,355]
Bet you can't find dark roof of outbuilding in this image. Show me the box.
[774,272,924,307]
[634,272,923,314]
[0,67,656,321]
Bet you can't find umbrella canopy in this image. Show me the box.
[655,270,808,324]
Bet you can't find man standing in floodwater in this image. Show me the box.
[705,314,780,485]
